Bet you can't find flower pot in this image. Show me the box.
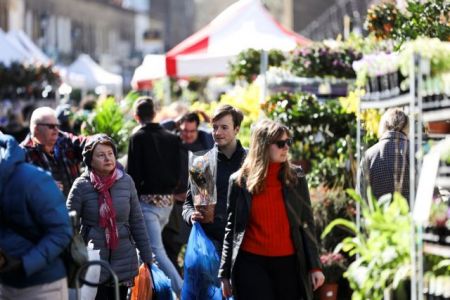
[427,120,450,134]
[317,283,338,300]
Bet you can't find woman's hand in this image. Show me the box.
[220,278,233,298]
[311,270,325,291]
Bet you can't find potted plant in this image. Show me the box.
[227,48,285,83]
[317,252,347,300]
[322,190,412,300]
[365,3,399,40]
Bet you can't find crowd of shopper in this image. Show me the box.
[0,96,367,300]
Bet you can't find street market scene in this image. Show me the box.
[0,0,449,299]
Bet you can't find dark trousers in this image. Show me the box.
[162,202,191,275]
[95,285,128,300]
[233,251,302,300]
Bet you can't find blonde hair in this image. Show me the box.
[378,108,409,137]
[237,119,297,194]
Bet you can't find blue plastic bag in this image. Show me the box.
[181,222,222,300]
[151,263,174,300]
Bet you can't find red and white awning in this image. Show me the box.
[132,0,309,88]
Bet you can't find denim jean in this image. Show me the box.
[140,202,183,295]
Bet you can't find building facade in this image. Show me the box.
[1,0,157,81]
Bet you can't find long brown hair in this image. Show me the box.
[237,119,297,194]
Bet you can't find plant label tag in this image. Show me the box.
[413,145,441,224]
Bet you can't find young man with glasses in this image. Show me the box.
[20,107,87,197]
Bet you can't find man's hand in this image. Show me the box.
[190,211,204,223]
[311,270,325,291]
[220,278,233,298]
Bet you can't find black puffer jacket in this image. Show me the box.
[67,170,153,283]
[218,167,321,300]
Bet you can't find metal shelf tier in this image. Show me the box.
[423,242,450,258]
[422,108,450,123]
[360,94,411,109]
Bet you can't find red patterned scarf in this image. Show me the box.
[90,168,119,250]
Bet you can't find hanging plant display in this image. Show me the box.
[227,48,285,83]
[0,62,61,100]
[365,3,399,40]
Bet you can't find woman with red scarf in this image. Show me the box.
[67,134,153,300]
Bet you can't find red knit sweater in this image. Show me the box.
[241,162,295,256]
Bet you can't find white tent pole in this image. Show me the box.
[164,76,171,105]
[259,49,268,105]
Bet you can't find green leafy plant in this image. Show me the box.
[396,0,450,44]
[322,190,412,300]
[82,97,136,155]
[311,186,356,250]
[365,0,450,45]
[228,48,285,83]
[264,92,356,188]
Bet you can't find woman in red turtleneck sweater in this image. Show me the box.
[219,119,324,300]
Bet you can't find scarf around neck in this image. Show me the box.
[90,168,121,250]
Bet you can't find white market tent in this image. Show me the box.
[7,30,51,65]
[65,54,123,97]
[132,0,310,88]
[0,29,28,66]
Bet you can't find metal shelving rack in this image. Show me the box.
[416,100,450,298]
[356,55,423,300]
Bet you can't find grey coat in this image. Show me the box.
[67,170,153,283]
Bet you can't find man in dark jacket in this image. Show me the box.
[0,134,72,299]
[182,104,246,252]
[360,108,410,201]
[162,112,214,274]
[126,97,183,296]
[21,106,87,197]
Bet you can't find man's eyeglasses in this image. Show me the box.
[37,123,60,130]
[273,138,293,149]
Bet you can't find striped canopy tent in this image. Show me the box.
[132,0,309,89]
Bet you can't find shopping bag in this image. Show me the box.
[80,247,100,300]
[131,263,154,300]
[181,223,222,300]
[150,263,173,300]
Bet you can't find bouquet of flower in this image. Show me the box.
[189,156,216,223]
[320,252,347,283]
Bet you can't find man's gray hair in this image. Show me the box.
[378,108,409,137]
[30,107,57,133]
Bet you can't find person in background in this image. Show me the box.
[126,97,183,296]
[182,104,246,253]
[67,134,153,300]
[0,133,72,300]
[219,119,324,300]
[21,107,87,197]
[360,108,410,201]
[162,111,214,275]
[178,112,214,151]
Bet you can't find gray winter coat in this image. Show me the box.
[67,170,153,283]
